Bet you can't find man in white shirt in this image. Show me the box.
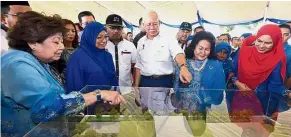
[134,10,192,114]
[1,1,31,55]
[105,14,137,94]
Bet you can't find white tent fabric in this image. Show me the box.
[28,1,291,26]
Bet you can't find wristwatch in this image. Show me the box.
[179,63,187,69]
[93,89,102,101]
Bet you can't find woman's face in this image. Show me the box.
[216,49,228,61]
[254,35,274,53]
[30,33,64,62]
[64,24,76,42]
[194,40,211,61]
[95,30,108,49]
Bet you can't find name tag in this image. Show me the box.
[121,51,131,55]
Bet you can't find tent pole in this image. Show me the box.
[263,1,270,24]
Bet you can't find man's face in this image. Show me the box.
[127,33,133,42]
[80,16,95,29]
[107,25,123,41]
[281,28,291,44]
[143,16,160,38]
[194,28,204,34]
[219,35,229,43]
[1,5,31,29]
[231,37,241,48]
[178,29,191,43]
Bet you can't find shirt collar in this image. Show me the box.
[109,37,123,45]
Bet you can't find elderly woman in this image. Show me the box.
[66,22,119,114]
[230,24,289,137]
[173,31,225,136]
[1,11,123,137]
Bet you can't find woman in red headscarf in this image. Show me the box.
[230,24,288,137]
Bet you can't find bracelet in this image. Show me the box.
[93,89,102,101]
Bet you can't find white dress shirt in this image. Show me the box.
[1,29,9,55]
[106,39,137,88]
[135,34,184,76]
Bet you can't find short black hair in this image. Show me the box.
[278,23,291,33]
[127,32,132,35]
[1,1,30,14]
[139,17,143,26]
[220,33,231,41]
[185,31,216,59]
[78,11,95,23]
[1,5,9,14]
[194,26,205,32]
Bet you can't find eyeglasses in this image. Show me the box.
[109,26,123,31]
[145,22,159,27]
[4,13,23,17]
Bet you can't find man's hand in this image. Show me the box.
[101,91,125,105]
[179,66,192,83]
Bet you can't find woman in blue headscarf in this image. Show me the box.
[215,42,235,112]
[66,22,120,114]
[215,42,233,83]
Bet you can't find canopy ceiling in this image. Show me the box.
[28,1,291,26]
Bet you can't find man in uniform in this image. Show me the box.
[105,14,137,94]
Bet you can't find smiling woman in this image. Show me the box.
[1,11,123,137]
[66,22,121,115]
[173,31,225,136]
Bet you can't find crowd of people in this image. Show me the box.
[1,1,291,137]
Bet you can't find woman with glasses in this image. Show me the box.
[66,22,121,114]
[1,11,123,137]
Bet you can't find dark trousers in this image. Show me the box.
[140,75,173,88]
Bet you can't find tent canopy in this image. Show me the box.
[28,1,291,27]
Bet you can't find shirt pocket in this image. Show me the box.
[155,46,170,62]
[120,51,132,65]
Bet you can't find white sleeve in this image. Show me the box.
[168,38,184,60]
[134,41,142,69]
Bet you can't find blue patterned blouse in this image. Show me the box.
[173,59,225,112]
[1,50,85,137]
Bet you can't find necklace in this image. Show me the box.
[33,55,64,87]
[190,59,208,71]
